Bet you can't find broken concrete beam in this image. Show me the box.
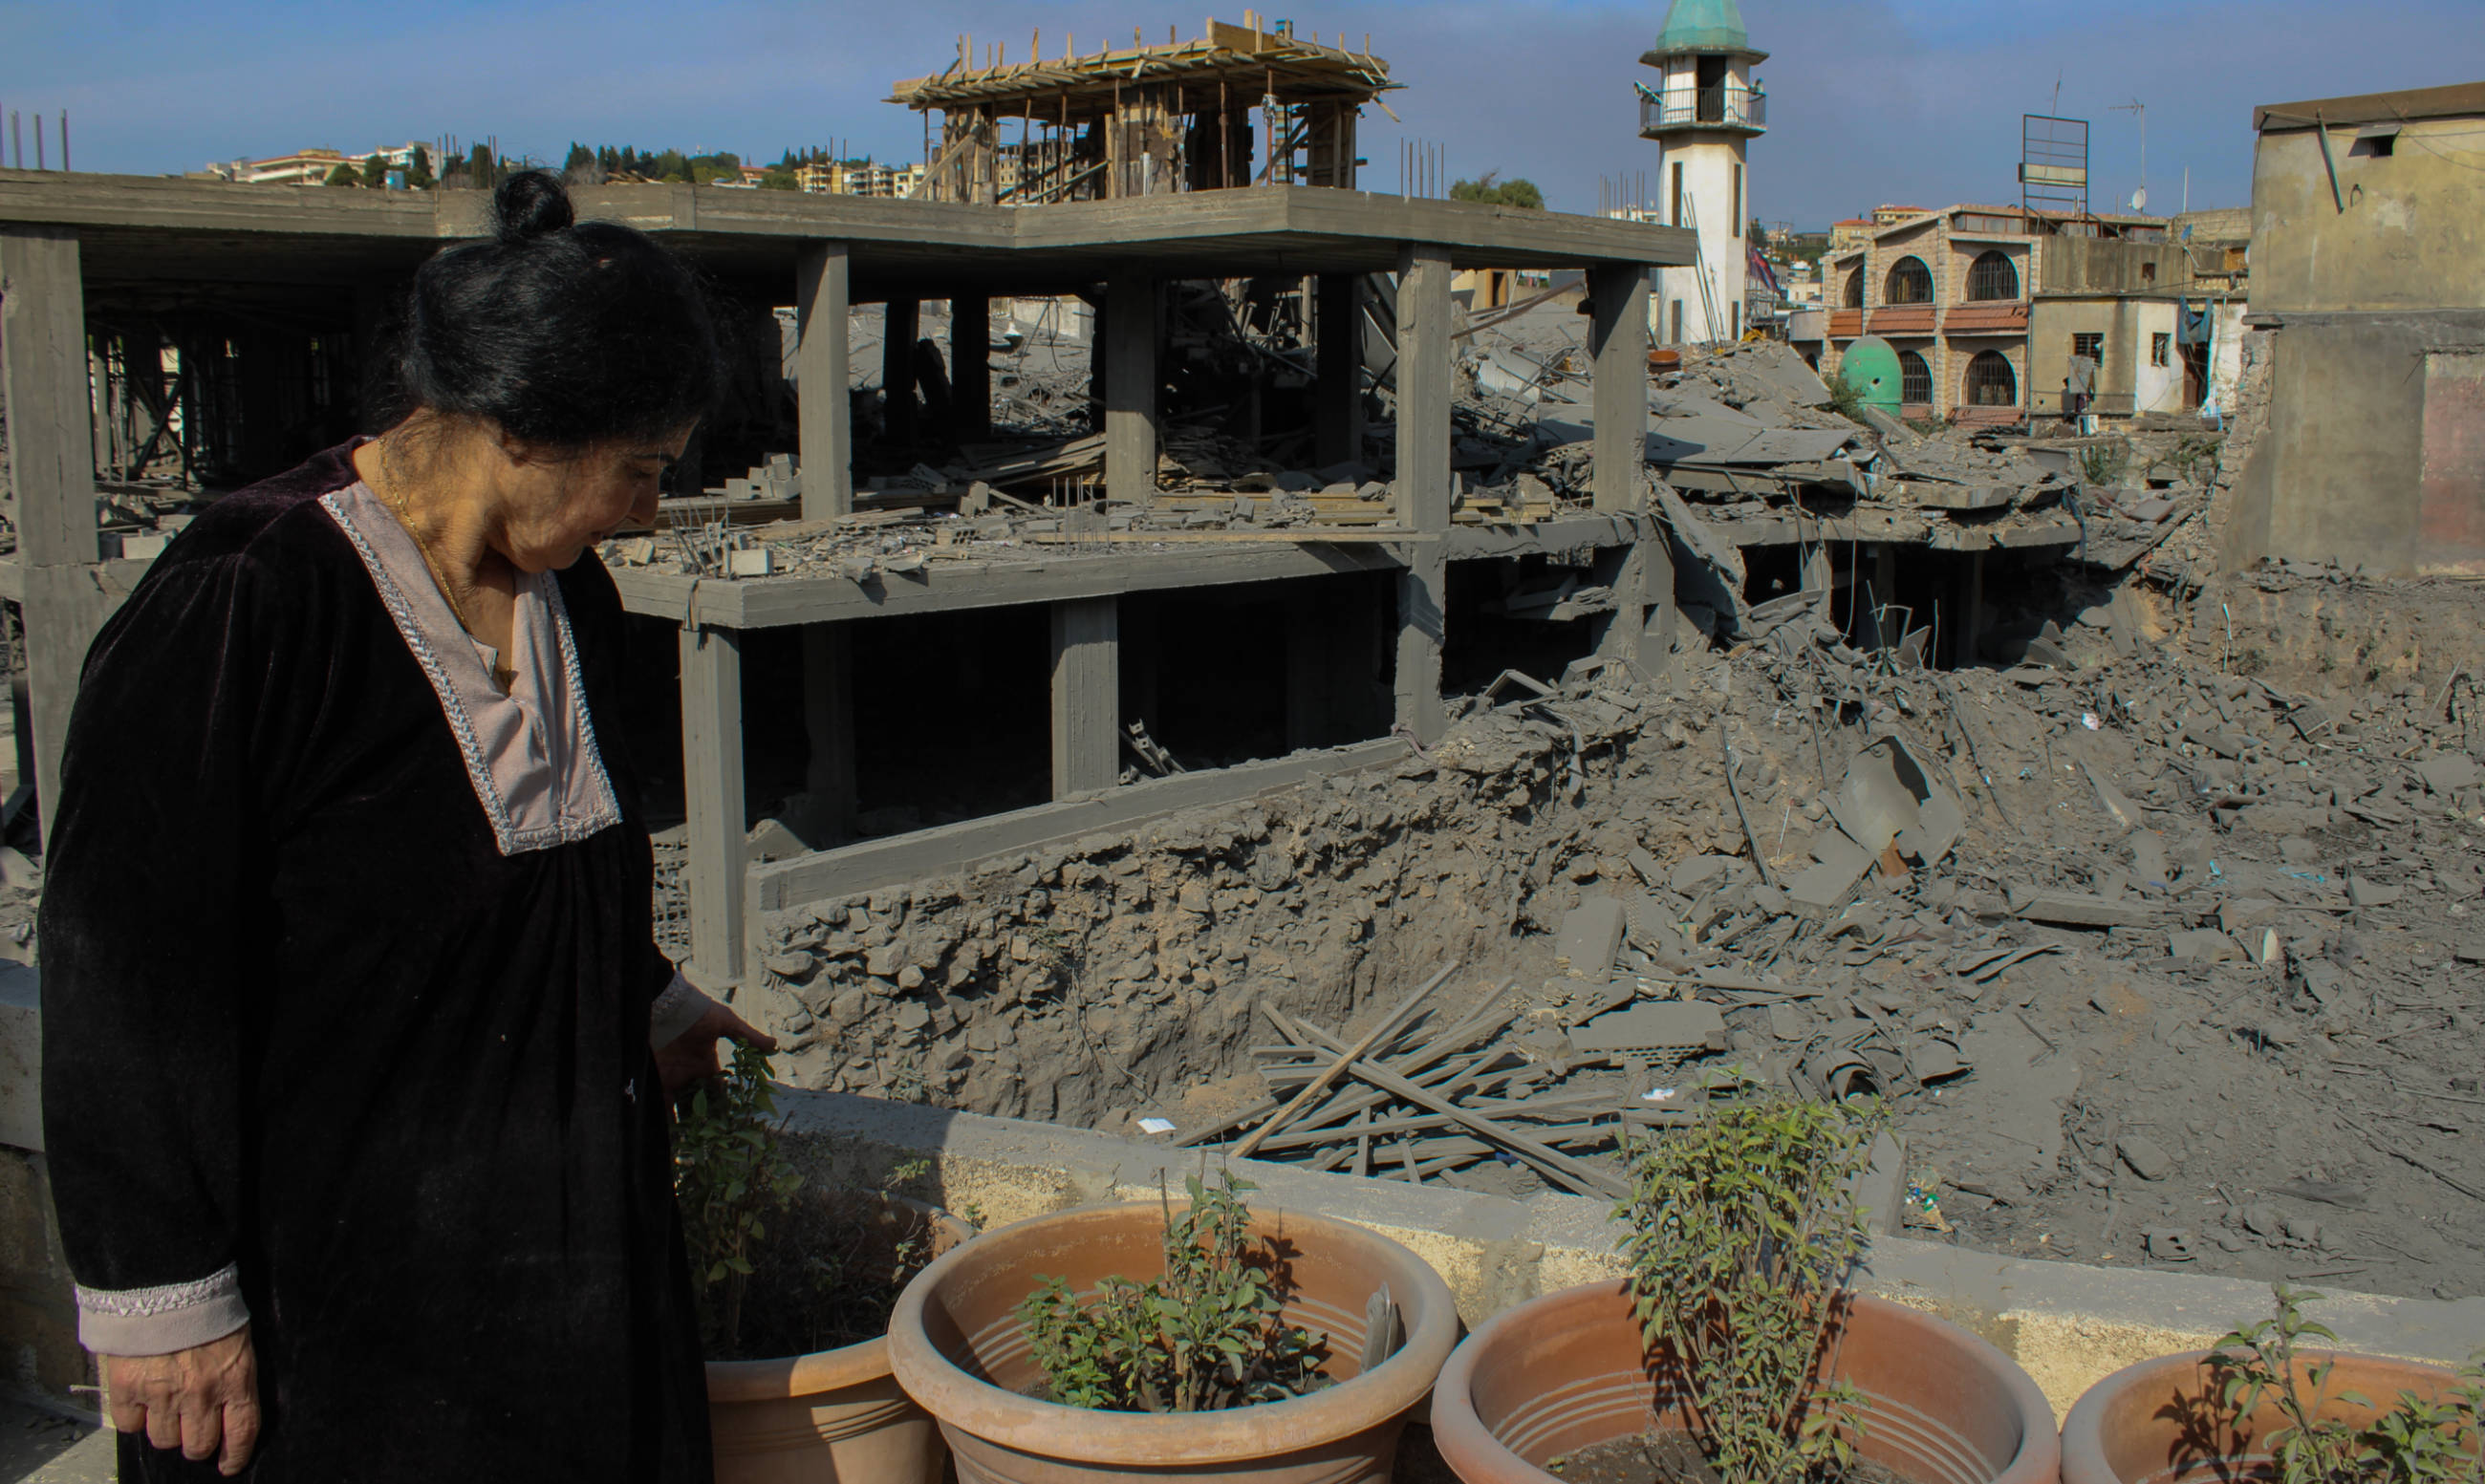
[1903,482,2014,512]
[2006,887,2164,928]
[1554,896,1626,983]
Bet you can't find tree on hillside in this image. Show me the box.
[407,144,435,189]
[1450,171,1545,210]
[361,153,389,188]
[564,142,594,179]
[467,142,495,190]
[760,164,800,190]
[324,162,358,187]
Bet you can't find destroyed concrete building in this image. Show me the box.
[2223,80,2485,576]
[4,47,2485,1423]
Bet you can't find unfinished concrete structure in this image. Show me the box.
[2224,80,2485,576]
[0,169,1690,994]
[890,18,1394,204]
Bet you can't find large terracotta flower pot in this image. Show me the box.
[705,1193,972,1484]
[2062,1349,2475,1484]
[886,1198,1458,1482]
[1429,1280,2059,1484]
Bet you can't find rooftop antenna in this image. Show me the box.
[2110,97,2146,212]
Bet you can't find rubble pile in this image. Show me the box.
[755,562,2485,1301]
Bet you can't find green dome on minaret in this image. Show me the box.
[1640,0,1768,64]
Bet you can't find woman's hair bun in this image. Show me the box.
[493,170,575,245]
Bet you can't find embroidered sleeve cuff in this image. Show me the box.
[650,970,718,1051]
[76,1263,249,1357]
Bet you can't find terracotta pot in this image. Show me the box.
[887,1198,1458,1481]
[2062,1348,2475,1484]
[1429,1280,2059,1484]
[705,1193,972,1484]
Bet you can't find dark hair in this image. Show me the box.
[395,171,719,447]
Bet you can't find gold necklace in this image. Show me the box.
[382,484,518,695]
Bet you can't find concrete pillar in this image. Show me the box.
[950,294,991,443]
[882,298,919,445]
[1393,246,1454,531]
[1314,273,1366,467]
[1394,554,1447,745]
[0,227,104,840]
[800,624,855,846]
[796,243,854,520]
[1104,276,1156,507]
[1588,265,1651,512]
[678,625,746,986]
[1050,597,1121,797]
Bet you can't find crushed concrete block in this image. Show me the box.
[1554,896,1626,982]
[1669,855,1738,893]
[2415,754,2480,794]
[2346,875,2403,909]
[2168,928,2241,962]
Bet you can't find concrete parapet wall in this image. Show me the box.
[779,1086,2485,1422]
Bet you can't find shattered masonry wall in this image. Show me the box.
[742,693,1680,1129]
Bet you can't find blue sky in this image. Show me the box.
[6,1,2482,225]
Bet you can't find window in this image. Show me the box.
[1672,162,1685,228]
[2140,261,2157,284]
[1731,164,1743,238]
[1731,303,1740,338]
[2151,333,2172,367]
[1672,299,1684,344]
[1898,351,1933,405]
[1885,255,1933,305]
[2072,332,2104,361]
[1965,249,2019,301]
[1965,350,2017,406]
[1844,269,1865,309]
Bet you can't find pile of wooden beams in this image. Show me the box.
[1181,963,1642,1198]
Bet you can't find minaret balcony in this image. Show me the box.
[1637,82,1766,136]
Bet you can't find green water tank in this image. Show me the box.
[1839,334,1902,414]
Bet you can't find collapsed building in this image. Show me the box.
[1,35,2482,1410]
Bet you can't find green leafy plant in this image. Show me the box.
[673,1042,805,1352]
[2203,1284,2483,1484]
[1615,1096,1882,1484]
[1020,1171,1329,1413]
[2078,441,2131,486]
[1825,372,1865,421]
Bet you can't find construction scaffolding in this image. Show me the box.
[889,14,1397,204]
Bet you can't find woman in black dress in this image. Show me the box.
[39,171,767,1480]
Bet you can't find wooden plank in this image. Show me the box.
[1230,962,1458,1158]
[1270,1006,1628,1198]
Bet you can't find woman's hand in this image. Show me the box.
[104,1325,259,1475]
[656,999,777,1094]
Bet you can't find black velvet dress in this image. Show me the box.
[38,445,711,1481]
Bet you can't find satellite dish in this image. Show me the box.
[2129,186,2149,212]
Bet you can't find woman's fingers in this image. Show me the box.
[142,1390,184,1452]
[720,1005,776,1052]
[219,1394,263,1475]
[180,1393,223,1461]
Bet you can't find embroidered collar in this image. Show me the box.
[319,484,623,856]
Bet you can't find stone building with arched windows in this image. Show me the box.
[1787,202,2220,428]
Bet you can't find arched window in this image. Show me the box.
[1885,255,1933,305]
[1843,269,1865,308]
[1966,249,2019,301]
[1964,350,2018,407]
[1898,351,1933,405]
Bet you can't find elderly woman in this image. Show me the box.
[39,172,767,1480]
